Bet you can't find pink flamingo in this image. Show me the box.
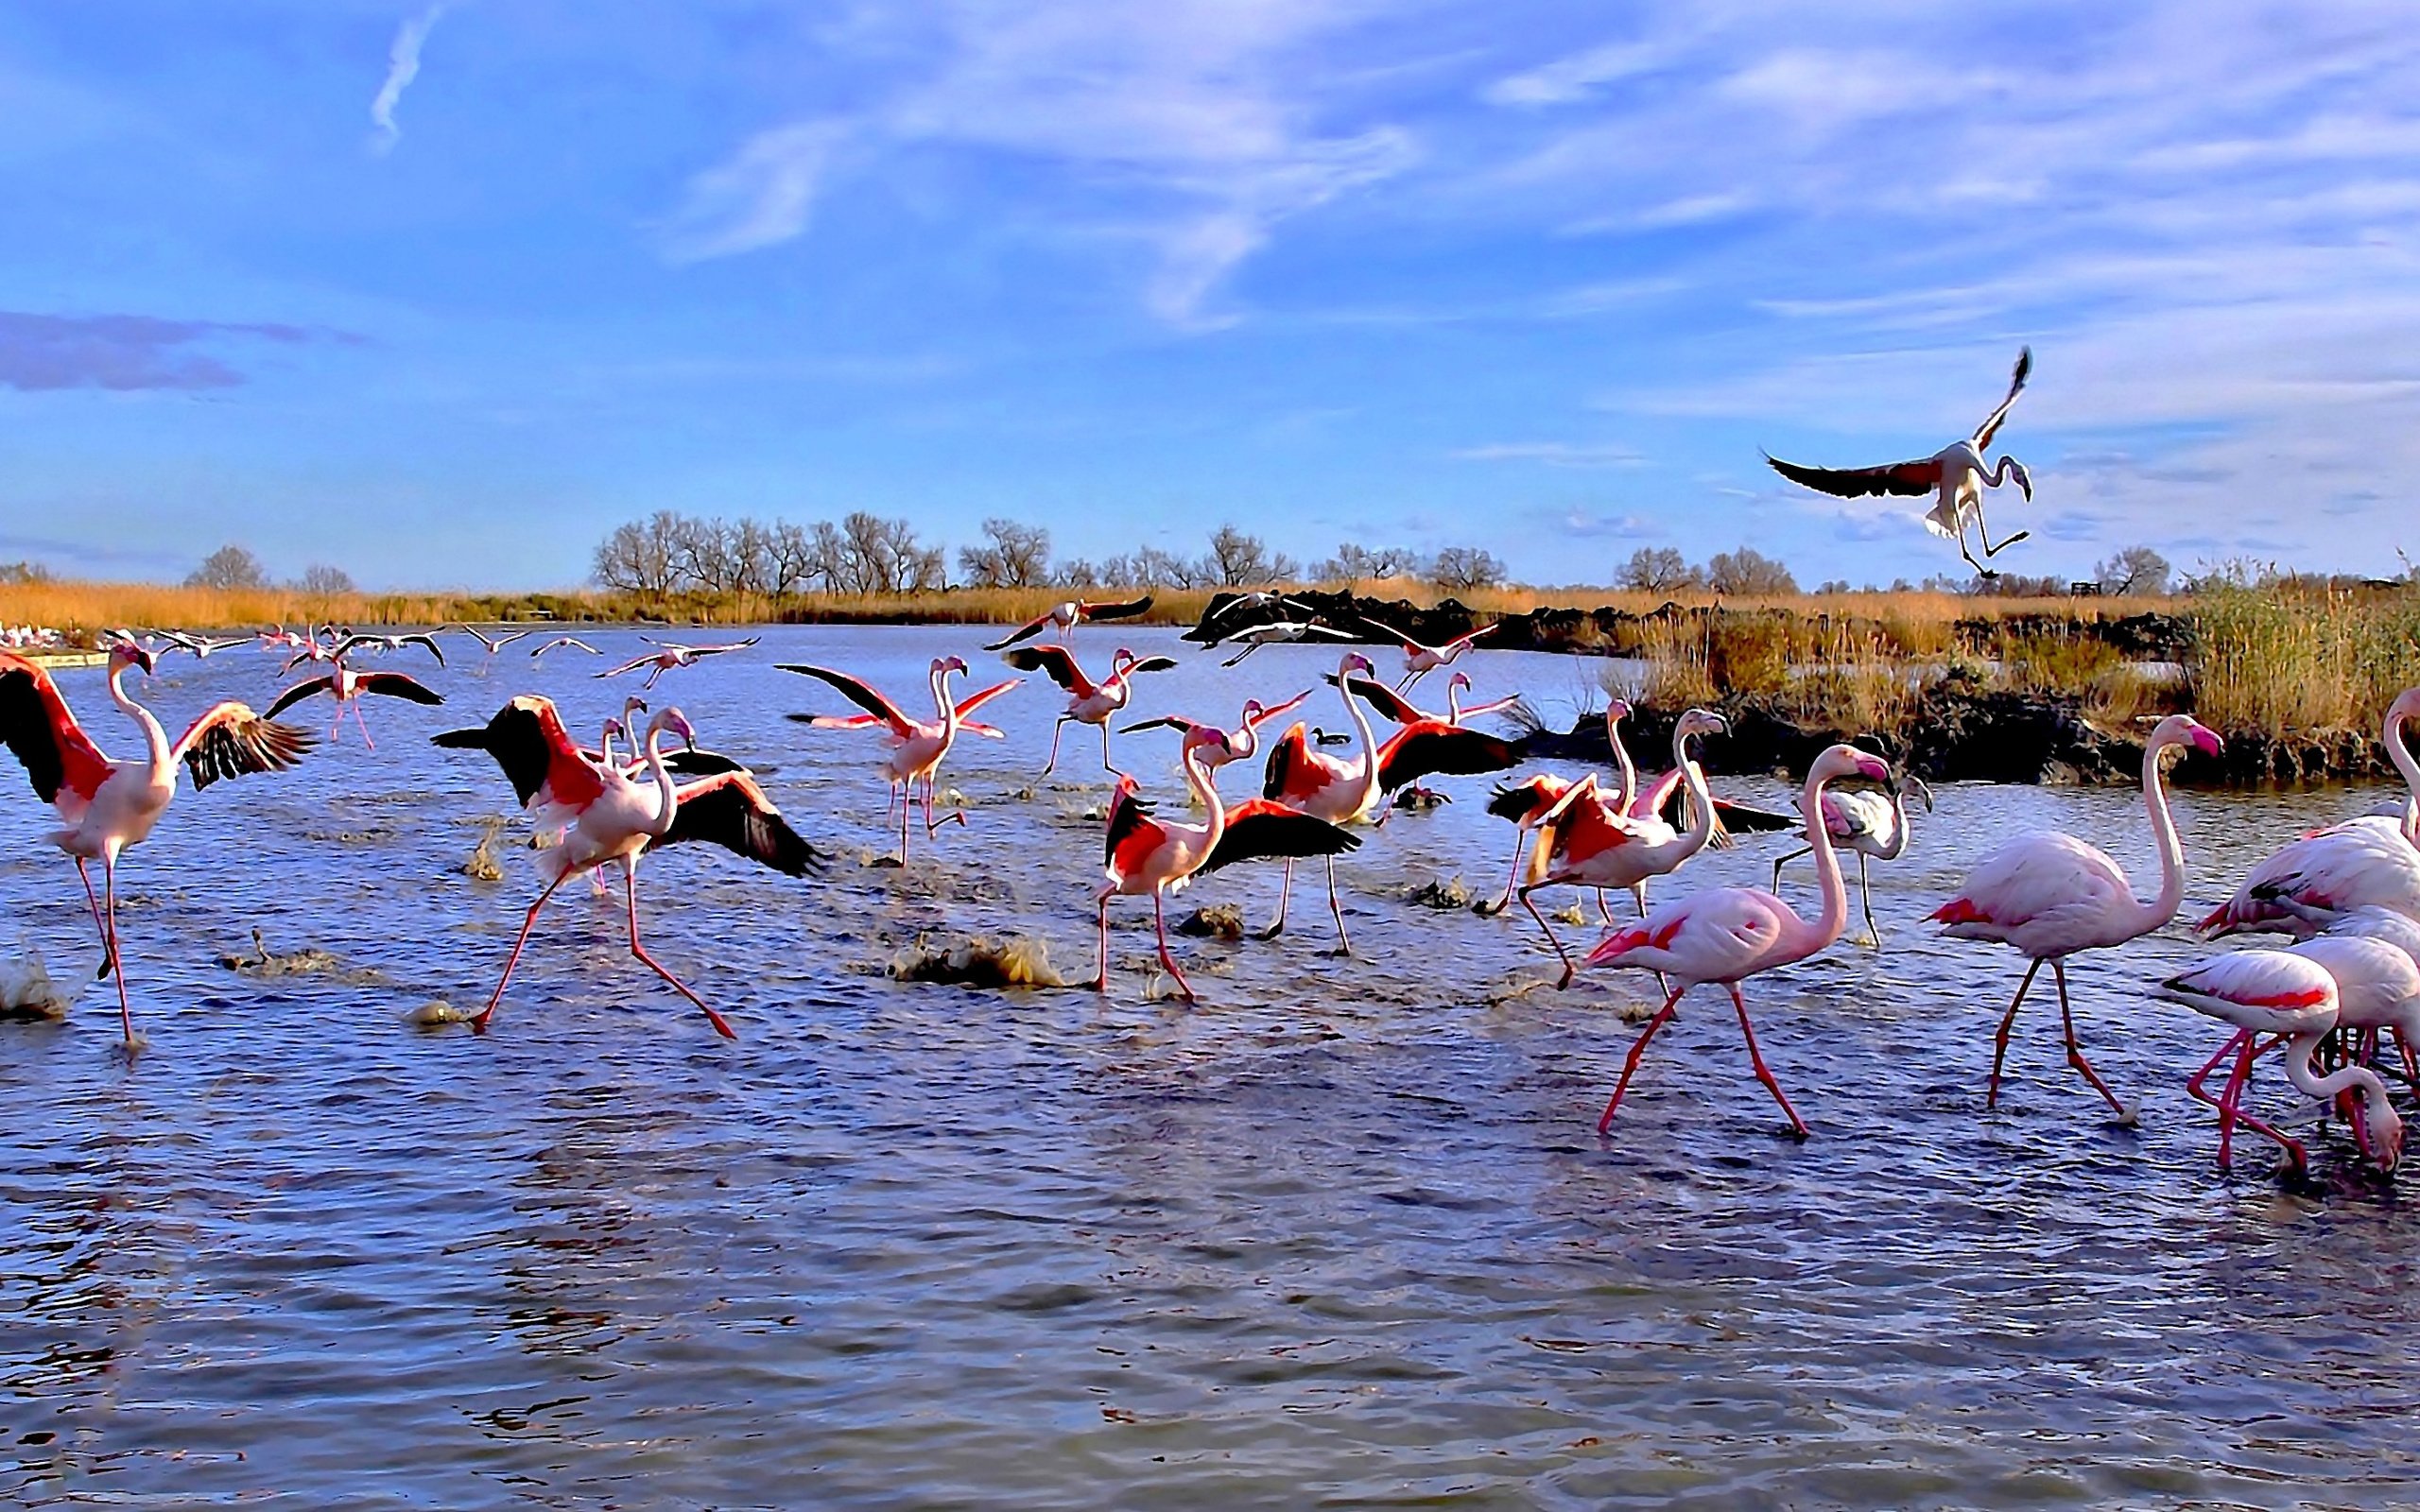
[984,594,1155,650]
[1931,713,2223,1113]
[1582,742,1895,1137]
[998,644,1178,777]
[267,651,444,749]
[779,657,1020,862]
[0,645,314,1044]
[1096,724,1360,1001]
[434,699,821,1038]
[1328,669,1523,806]
[1772,771,1934,948]
[1255,652,1383,951]
[2200,687,2420,937]
[596,636,761,690]
[2160,938,2406,1174]
[1373,621,1496,693]
[1120,691,1311,770]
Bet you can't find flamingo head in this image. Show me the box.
[1900,774,1936,813]
[601,718,627,745]
[1340,651,1375,679]
[2373,1100,2407,1173]
[1111,647,1137,672]
[1448,671,1473,694]
[2150,713,2224,760]
[651,706,699,751]
[933,654,968,679]
[2387,685,2420,737]
[1604,696,1633,724]
[1675,707,1726,741]
[620,696,649,725]
[1808,744,1893,786]
[1240,699,1267,720]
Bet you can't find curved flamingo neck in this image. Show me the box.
[110,663,171,780]
[1605,711,1638,807]
[1183,742,1226,856]
[641,724,680,832]
[2282,1032,2394,1137]
[1337,662,1379,816]
[1874,789,1913,862]
[2130,733,2189,936]
[1797,765,1854,954]
[933,665,959,742]
[2385,704,2420,840]
[1668,724,1716,861]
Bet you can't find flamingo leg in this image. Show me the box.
[1095,890,1112,993]
[1858,854,1882,950]
[1986,958,2044,1109]
[354,697,377,751]
[1153,888,1194,1003]
[2223,1036,2304,1172]
[1518,881,1576,988]
[1040,716,1069,778]
[1599,987,1685,1133]
[1770,844,1811,893]
[2186,1029,2251,1169]
[898,782,911,864]
[1597,888,1616,927]
[1974,491,2031,560]
[1478,828,1528,917]
[1729,983,1808,1139]
[625,858,735,1040]
[76,857,115,981]
[1256,860,1294,941]
[1632,883,1650,919]
[101,852,133,1046]
[2051,960,2127,1115]
[1324,854,1352,955]
[474,872,570,1034]
[1099,719,1115,774]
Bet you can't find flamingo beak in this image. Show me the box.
[1855,753,1892,783]
[945,655,968,675]
[2191,726,2225,758]
[1347,653,1374,676]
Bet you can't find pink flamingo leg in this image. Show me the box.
[1986,958,2044,1109]
[1596,889,1616,927]
[2186,1030,2250,1168]
[1257,859,1294,941]
[1039,716,1069,779]
[101,854,133,1046]
[354,698,378,751]
[624,860,735,1040]
[1518,882,1577,988]
[923,776,966,839]
[2221,1036,2304,1172]
[897,783,911,864]
[1480,828,1528,916]
[1153,889,1195,1003]
[1730,982,1809,1138]
[1599,988,1685,1133]
[2051,960,2127,1114]
[474,872,570,1034]
[1095,891,1112,992]
[76,857,115,981]
[1324,855,1352,955]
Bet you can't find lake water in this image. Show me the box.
[5,626,2417,1509]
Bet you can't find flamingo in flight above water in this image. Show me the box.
[597,636,762,690]
[1931,713,2223,1116]
[1367,620,1496,692]
[779,657,1020,863]
[152,629,253,660]
[998,644,1178,777]
[1254,652,1386,952]
[267,650,445,749]
[529,636,601,662]
[1212,618,1358,667]
[434,698,822,1038]
[1772,770,1935,948]
[1765,347,2034,577]
[1120,691,1311,770]
[1584,743,1897,1138]
[983,595,1155,651]
[1097,722,1360,1002]
[0,645,314,1044]
[444,624,535,668]
[330,632,447,665]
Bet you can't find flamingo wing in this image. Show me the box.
[1103,775,1161,881]
[1487,776,1567,825]
[1001,644,1087,694]
[1246,690,1314,729]
[1328,674,1424,726]
[1080,594,1154,623]
[596,652,660,679]
[172,702,315,791]
[1261,722,1317,804]
[1118,714,1202,735]
[1375,724,1517,793]
[355,673,445,706]
[264,676,338,719]
[1589,888,1792,977]
[1454,693,1521,724]
[1124,655,1180,677]
[430,696,607,813]
[981,612,1056,652]
[2158,948,2334,1028]
[662,771,824,876]
[1200,799,1361,873]
[777,664,912,735]
[1971,346,2032,451]
[0,654,112,805]
[952,677,1022,719]
[1933,832,2130,935]
[1765,454,1944,499]
[686,637,761,657]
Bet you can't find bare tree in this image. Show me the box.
[767,522,817,595]
[1311,543,1425,582]
[1706,544,1798,596]
[1429,545,1508,593]
[594,512,685,594]
[959,517,1052,588]
[186,544,269,591]
[2096,545,2171,596]
[1057,558,1101,589]
[295,564,356,595]
[1617,546,1702,593]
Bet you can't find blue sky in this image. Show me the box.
[4,1,2416,590]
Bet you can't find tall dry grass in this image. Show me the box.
[2187,583,2420,734]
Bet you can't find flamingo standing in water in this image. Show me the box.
[983,594,1155,650]
[1322,670,1522,806]
[1583,743,1896,1137]
[779,657,1020,863]
[267,650,445,749]
[1931,713,2223,1114]
[434,699,822,1038]
[1097,724,1359,1001]
[0,645,314,1044]
[1120,691,1311,771]
[1772,771,1934,948]
[1255,652,1384,951]
[2160,938,2406,1174]
[1765,347,2034,576]
[999,644,1178,777]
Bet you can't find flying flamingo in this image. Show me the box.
[331,632,446,665]
[1196,590,1322,636]
[434,699,822,1038]
[1582,742,1896,1137]
[1213,618,1358,667]
[2159,938,2405,1175]
[1931,713,2223,1114]
[2200,687,2420,937]
[266,651,445,749]
[999,644,1178,777]
[596,636,761,690]
[1120,691,1311,770]
[1096,724,1359,1001]
[1255,652,1384,950]
[983,594,1155,650]
[1772,771,1935,948]
[1366,620,1496,692]
[153,629,252,660]
[0,646,314,1044]
[529,636,602,662]
[779,657,1020,862]
[1765,347,2034,576]
[445,624,535,668]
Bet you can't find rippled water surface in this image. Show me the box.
[8,627,2420,1508]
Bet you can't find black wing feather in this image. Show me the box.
[182,714,313,792]
[1764,454,1938,499]
[1377,727,1518,793]
[663,778,825,876]
[0,665,66,802]
[357,673,445,705]
[430,703,554,805]
[777,663,903,724]
[1200,806,1360,874]
[265,676,337,720]
[1001,644,1081,691]
[1084,594,1153,622]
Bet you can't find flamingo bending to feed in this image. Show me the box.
[1370,621,1496,692]
[597,636,761,690]
[983,595,1154,651]
[1120,691,1311,770]
[434,699,822,1038]
[2160,938,2406,1174]
[1256,652,1384,951]
[1931,713,2223,1113]
[1582,743,1896,1137]
[1765,347,2033,576]
[2200,687,2420,938]
[1772,771,1934,947]
[1097,724,1359,1001]
[999,644,1177,777]
[779,657,1019,862]
[0,646,314,1044]
[267,653,445,749]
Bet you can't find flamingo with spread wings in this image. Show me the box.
[1254,652,1385,951]
[984,595,1155,651]
[1367,621,1496,692]
[0,645,314,1044]
[267,653,445,749]
[1325,670,1521,800]
[597,636,762,690]
[999,644,1177,777]
[1120,691,1310,770]
[779,656,1019,863]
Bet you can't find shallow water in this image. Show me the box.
[5,627,2419,1509]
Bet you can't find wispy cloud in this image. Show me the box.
[370,3,453,155]
[0,312,331,391]
[662,123,847,263]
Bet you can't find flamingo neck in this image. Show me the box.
[1338,665,1379,817]
[1798,765,1854,953]
[2130,734,2188,936]
[1874,789,1913,862]
[1668,724,1716,861]
[111,664,172,781]
[1605,711,1638,808]
[1446,682,1461,726]
[642,726,680,832]
[2386,705,2420,840]
[1184,744,1226,856]
[2282,1032,2395,1135]
[934,666,959,742]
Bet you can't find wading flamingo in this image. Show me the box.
[266,652,445,749]
[984,595,1155,651]
[999,644,1177,777]
[1096,724,1358,1001]
[1120,691,1311,770]
[1582,743,1896,1137]
[1326,670,1521,805]
[0,646,314,1044]
[1772,771,1934,947]
[779,657,1019,862]
[1256,652,1383,951]
[597,636,761,690]
[435,700,821,1038]
[1766,347,2033,576]
[2160,939,2405,1175]
[1931,713,2223,1114]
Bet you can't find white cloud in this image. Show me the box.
[661,123,847,264]
[370,3,453,155]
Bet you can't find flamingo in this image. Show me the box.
[999,644,1178,777]
[331,632,446,665]
[1367,620,1496,692]
[1765,347,2034,576]
[1197,590,1322,635]
[444,624,535,668]
[0,645,314,1044]
[1772,771,1935,948]
[1255,652,1383,951]
[596,636,761,690]
[266,653,445,749]
[2200,687,2420,937]
[1930,713,2223,1114]
[779,657,1020,862]
[1595,696,1795,834]
[983,594,1155,651]
[1213,618,1357,667]
[1096,724,1359,1002]
[2159,938,2406,1175]
[153,629,252,660]
[529,636,602,661]
[1119,691,1311,770]
[434,700,822,1038]
[1327,670,1520,731]
[1582,742,1896,1137]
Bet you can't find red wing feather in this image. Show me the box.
[0,654,112,803]
[1261,721,1310,803]
[779,663,910,732]
[953,678,1022,719]
[1080,594,1153,622]
[1374,723,1518,793]
[981,613,1054,652]
[1765,454,1942,499]
[1102,775,1161,879]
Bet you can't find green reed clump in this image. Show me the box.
[2187,583,2420,733]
